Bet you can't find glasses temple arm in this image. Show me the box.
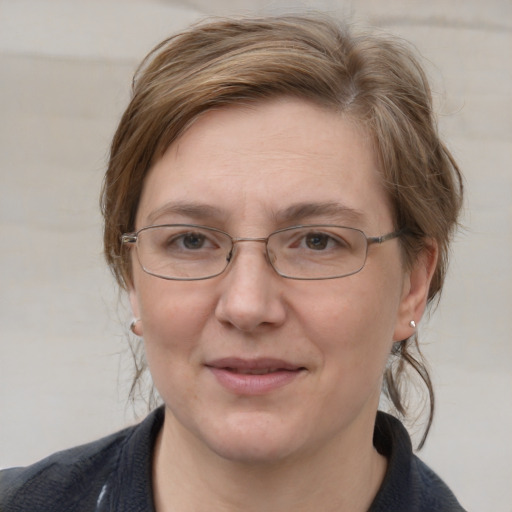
[367,229,404,245]
[121,233,138,244]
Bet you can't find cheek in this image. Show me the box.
[133,281,218,412]
[295,276,401,378]
[133,279,215,365]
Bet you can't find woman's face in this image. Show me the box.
[129,98,429,463]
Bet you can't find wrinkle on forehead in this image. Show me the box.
[139,98,392,233]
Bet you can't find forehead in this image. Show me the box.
[136,98,393,232]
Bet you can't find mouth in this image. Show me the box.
[205,358,306,395]
[224,368,292,375]
[206,357,305,373]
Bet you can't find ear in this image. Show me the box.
[128,286,143,337]
[393,240,438,342]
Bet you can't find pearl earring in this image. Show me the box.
[409,320,416,329]
[130,318,141,335]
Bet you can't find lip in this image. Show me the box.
[205,358,306,396]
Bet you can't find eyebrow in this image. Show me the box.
[146,201,228,225]
[145,200,366,227]
[274,201,367,226]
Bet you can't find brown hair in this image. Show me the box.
[101,15,463,448]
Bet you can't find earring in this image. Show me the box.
[409,320,416,329]
[130,318,141,335]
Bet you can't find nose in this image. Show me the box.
[214,241,286,332]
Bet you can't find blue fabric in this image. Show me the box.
[0,408,465,511]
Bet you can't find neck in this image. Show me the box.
[152,409,387,512]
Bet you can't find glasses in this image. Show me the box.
[121,224,402,281]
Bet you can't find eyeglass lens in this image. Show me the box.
[133,225,369,280]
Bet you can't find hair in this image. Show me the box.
[101,15,463,448]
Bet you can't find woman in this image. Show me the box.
[0,15,465,511]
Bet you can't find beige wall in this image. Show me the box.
[1,1,511,510]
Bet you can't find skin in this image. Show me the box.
[129,97,437,511]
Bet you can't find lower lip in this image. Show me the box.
[207,367,303,395]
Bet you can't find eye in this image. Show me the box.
[304,232,331,250]
[301,231,348,251]
[180,232,208,250]
[142,226,229,262]
[278,228,350,253]
[166,230,222,252]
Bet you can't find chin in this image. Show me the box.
[208,437,297,466]
[197,413,305,465]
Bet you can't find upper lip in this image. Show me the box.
[205,357,305,372]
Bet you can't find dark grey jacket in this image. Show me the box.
[0,408,466,511]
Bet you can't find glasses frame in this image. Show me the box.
[121,224,402,281]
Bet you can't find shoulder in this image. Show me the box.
[411,455,467,510]
[370,412,466,512]
[0,407,164,512]
[0,425,133,512]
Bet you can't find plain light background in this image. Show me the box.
[1,1,511,510]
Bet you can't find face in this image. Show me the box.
[129,98,429,464]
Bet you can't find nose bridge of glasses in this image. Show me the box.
[226,236,271,264]
[231,236,268,244]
